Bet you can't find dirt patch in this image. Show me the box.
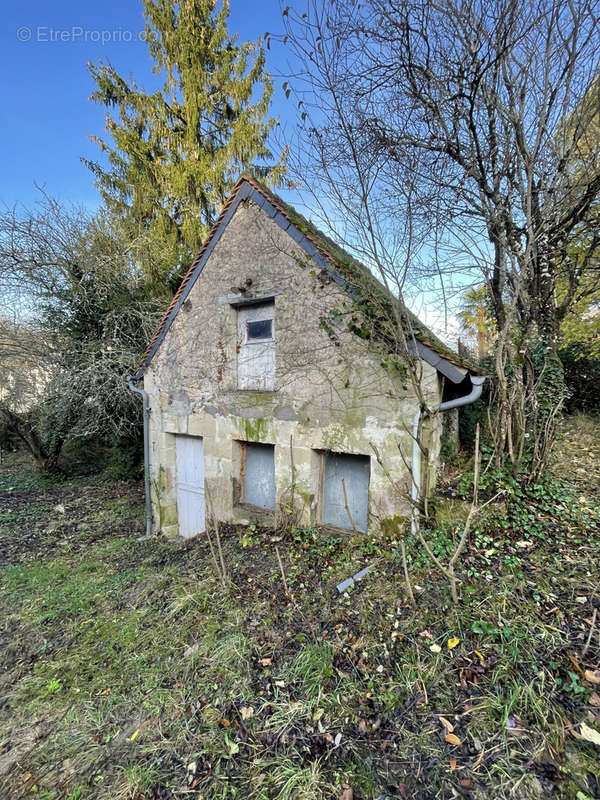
[0,475,144,568]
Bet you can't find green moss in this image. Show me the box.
[159,503,178,528]
[237,392,275,407]
[241,417,269,442]
[242,174,475,372]
[158,465,168,493]
[380,514,407,537]
[321,424,350,452]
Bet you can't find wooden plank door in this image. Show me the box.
[175,435,205,538]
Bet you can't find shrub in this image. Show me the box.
[560,345,600,414]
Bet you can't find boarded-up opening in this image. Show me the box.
[320,452,370,533]
[237,301,275,390]
[241,442,276,510]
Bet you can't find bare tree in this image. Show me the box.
[0,196,162,472]
[280,0,600,481]
[264,2,458,537]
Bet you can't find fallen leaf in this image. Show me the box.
[590,692,600,707]
[258,657,272,667]
[569,655,585,676]
[438,715,454,733]
[339,783,353,800]
[334,732,342,747]
[312,707,325,722]
[449,758,457,771]
[240,706,254,720]
[183,643,200,658]
[130,728,140,742]
[220,718,231,728]
[576,596,588,604]
[322,732,334,744]
[473,650,484,662]
[447,637,460,649]
[430,643,442,653]
[584,669,600,685]
[227,738,239,755]
[445,733,461,746]
[460,778,472,790]
[54,504,65,514]
[419,629,433,639]
[100,688,111,696]
[357,717,367,733]
[563,714,582,739]
[580,721,600,746]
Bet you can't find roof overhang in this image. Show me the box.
[415,341,468,384]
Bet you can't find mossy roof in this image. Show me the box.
[251,176,474,372]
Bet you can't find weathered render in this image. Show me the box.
[136,176,472,538]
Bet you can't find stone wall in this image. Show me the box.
[144,198,442,537]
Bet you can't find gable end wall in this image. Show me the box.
[144,198,442,536]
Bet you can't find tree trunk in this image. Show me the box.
[0,407,63,474]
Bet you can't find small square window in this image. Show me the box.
[247,319,273,341]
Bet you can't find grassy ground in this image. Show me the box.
[1,417,600,800]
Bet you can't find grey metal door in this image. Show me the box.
[322,452,370,533]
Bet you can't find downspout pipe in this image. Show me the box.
[127,375,152,539]
[410,375,486,536]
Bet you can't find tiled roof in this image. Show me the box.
[133,174,475,380]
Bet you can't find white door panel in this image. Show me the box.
[175,435,205,538]
[237,302,275,390]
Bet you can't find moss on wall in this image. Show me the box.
[241,417,269,442]
[159,504,178,528]
[238,392,276,407]
[380,514,407,537]
[321,424,350,452]
[157,465,168,493]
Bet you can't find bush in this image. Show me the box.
[560,345,600,414]
[459,396,486,449]
[104,439,143,480]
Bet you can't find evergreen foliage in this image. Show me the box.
[86,0,285,288]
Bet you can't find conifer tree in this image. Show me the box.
[86,0,284,288]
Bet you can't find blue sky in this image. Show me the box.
[0,0,290,209]
[0,0,469,336]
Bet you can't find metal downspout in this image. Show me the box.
[127,375,152,539]
[410,375,486,536]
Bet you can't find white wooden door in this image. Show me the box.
[237,302,275,390]
[175,435,205,538]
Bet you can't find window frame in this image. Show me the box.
[245,317,274,343]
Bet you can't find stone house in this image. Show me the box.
[132,175,480,538]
